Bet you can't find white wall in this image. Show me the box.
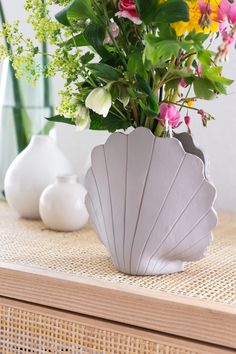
[1,0,236,211]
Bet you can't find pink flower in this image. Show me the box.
[199,0,212,15]
[217,0,230,22]
[223,31,235,44]
[218,21,235,61]
[180,78,188,88]
[217,0,236,24]
[103,21,120,45]
[219,22,228,36]
[184,115,191,126]
[115,0,142,25]
[198,0,219,30]
[158,103,181,128]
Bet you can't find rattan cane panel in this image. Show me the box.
[0,304,203,354]
[0,202,235,305]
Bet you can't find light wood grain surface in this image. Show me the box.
[0,262,235,350]
[0,296,234,354]
[0,202,235,350]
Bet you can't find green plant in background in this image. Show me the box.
[0,1,29,151]
[0,0,236,137]
[0,0,54,197]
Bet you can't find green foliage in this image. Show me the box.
[204,67,233,86]
[198,50,213,66]
[1,0,234,135]
[80,52,95,65]
[55,0,96,26]
[135,74,159,115]
[62,34,88,47]
[145,36,181,66]
[0,2,54,155]
[127,50,148,80]
[154,0,189,24]
[193,78,216,100]
[84,23,112,60]
[194,66,233,98]
[134,0,160,24]
[134,0,189,24]
[46,115,76,125]
[87,63,123,81]
[90,112,131,132]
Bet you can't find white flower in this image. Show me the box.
[85,88,112,117]
[75,105,91,131]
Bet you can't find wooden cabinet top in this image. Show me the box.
[0,202,235,350]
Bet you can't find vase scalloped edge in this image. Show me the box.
[85,127,218,276]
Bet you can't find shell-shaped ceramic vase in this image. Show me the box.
[85,128,217,276]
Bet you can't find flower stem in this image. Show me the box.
[102,3,127,68]
[154,123,164,137]
[163,100,201,112]
[112,104,127,120]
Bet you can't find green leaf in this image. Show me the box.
[134,0,160,24]
[135,74,159,115]
[80,52,95,65]
[138,100,159,117]
[62,34,89,47]
[145,35,181,66]
[90,112,131,132]
[84,23,112,60]
[184,76,194,85]
[55,0,96,26]
[165,78,181,91]
[127,50,148,80]
[87,63,122,81]
[198,50,213,66]
[156,23,177,40]
[134,0,189,24]
[185,31,208,44]
[183,30,209,51]
[55,5,70,26]
[193,78,216,100]
[212,81,227,94]
[135,74,152,95]
[204,66,233,85]
[110,83,129,106]
[45,115,76,125]
[154,0,189,23]
[168,68,193,78]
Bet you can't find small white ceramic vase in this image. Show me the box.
[39,175,89,232]
[85,127,217,276]
[5,135,73,219]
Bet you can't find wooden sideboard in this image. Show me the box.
[0,201,235,353]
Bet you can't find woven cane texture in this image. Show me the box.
[0,304,203,354]
[0,202,235,305]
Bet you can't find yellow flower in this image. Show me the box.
[172,0,219,36]
[187,100,195,107]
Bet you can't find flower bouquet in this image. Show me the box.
[1,0,236,275]
[0,0,235,135]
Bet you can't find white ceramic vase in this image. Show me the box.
[39,175,89,232]
[85,127,217,276]
[5,135,73,219]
